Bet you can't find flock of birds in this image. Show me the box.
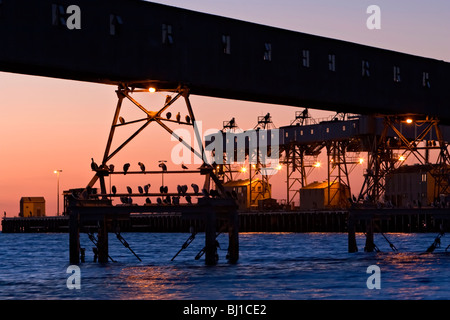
[117,108,191,127]
[89,159,238,206]
[114,182,237,206]
[91,159,184,174]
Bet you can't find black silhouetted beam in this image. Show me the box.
[0,0,449,121]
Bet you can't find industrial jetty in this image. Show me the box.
[1,1,450,264]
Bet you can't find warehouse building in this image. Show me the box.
[384,165,437,208]
[19,197,46,217]
[299,181,350,210]
[223,179,272,211]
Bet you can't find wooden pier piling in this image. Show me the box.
[364,218,375,252]
[97,217,109,263]
[69,211,80,264]
[204,209,217,266]
[227,207,239,264]
[347,211,358,253]
[66,196,238,265]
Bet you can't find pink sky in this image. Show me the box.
[1,0,449,217]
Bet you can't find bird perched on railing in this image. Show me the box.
[109,164,115,173]
[185,195,192,204]
[112,185,117,195]
[177,185,188,195]
[120,196,128,204]
[181,163,188,170]
[138,186,144,194]
[191,183,199,194]
[144,184,151,194]
[91,158,99,171]
[201,188,210,198]
[123,163,130,174]
[163,195,171,204]
[159,162,167,171]
[126,186,132,194]
[138,162,146,172]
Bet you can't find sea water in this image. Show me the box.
[0,232,448,300]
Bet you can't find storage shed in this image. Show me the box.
[19,197,46,217]
[385,165,438,207]
[223,179,272,211]
[299,181,350,210]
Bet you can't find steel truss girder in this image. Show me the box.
[357,115,450,205]
[325,140,353,208]
[282,143,324,206]
[83,84,224,199]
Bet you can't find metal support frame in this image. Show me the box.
[283,144,310,207]
[213,119,242,184]
[325,140,352,208]
[85,84,208,195]
[212,114,279,210]
[67,84,239,265]
[357,115,450,206]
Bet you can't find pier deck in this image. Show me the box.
[2,208,448,234]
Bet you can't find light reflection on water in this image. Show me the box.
[0,232,448,299]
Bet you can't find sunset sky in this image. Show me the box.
[1,0,449,217]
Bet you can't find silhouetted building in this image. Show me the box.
[19,197,45,217]
[300,181,350,210]
[385,165,437,207]
[223,179,271,211]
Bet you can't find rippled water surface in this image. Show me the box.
[0,232,448,300]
